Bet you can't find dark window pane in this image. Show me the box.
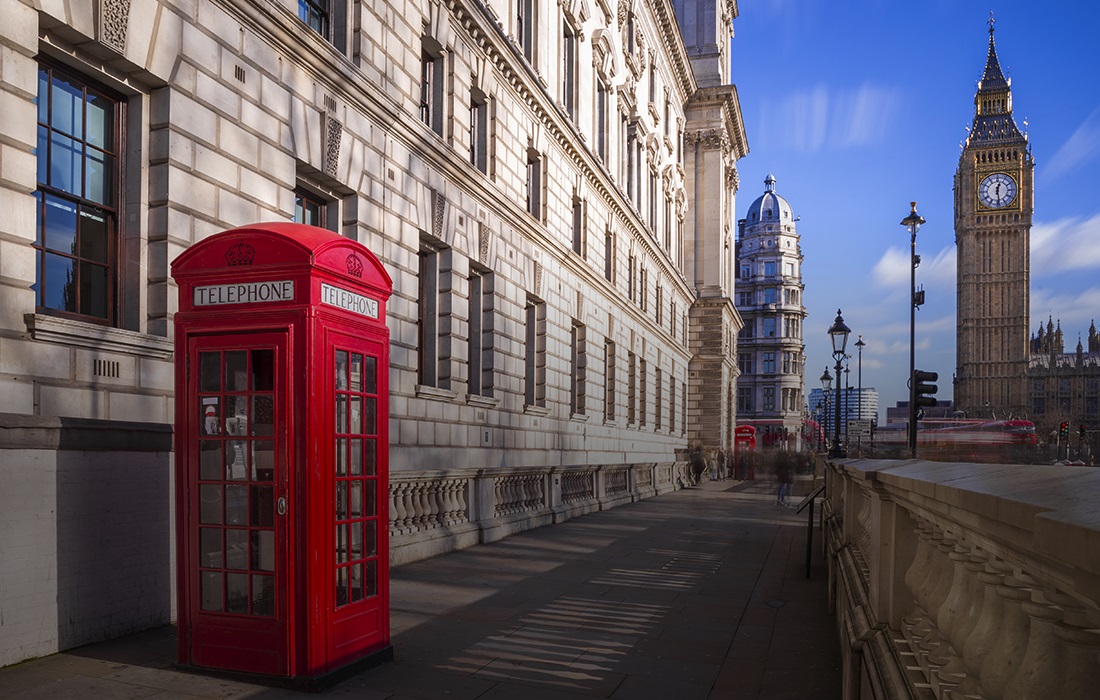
[350,562,363,602]
[336,566,348,606]
[362,480,376,516]
[226,573,248,613]
[37,68,48,123]
[42,252,75,312]
[335,350,348,390]
[350,353,362,392]
[252,349,274,391]
[350,480,362,518]
[250,486,273,527]
[336,481,347,519]
[363,397,376,435]
[336,524,348,563]
[225,484,247,525]
[199,527,222,568]
[225,351,247,391]
[199,353,221,392]
[199,440,223,480]
[226,528,248,570]
[252,440,274,482]
[251,395,274,436]
[252,531,274,572]
[200,485,223,525]
[36,125,48,186]
[252,575,275,616]
[78,260,109,318]
[350,520,362,559]
[363,560,377,598]
[348,438,360,475]
[201,572,222,611]
[364,520,377,557]
[336,394,347,433]
[363,355,377,394]
[363,439,376,476]
[78,207,108,261]
[336,437,348,476]
[49,131,81,197]
[42,194,78,251]
[350,396,361,434]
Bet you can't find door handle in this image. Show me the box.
[276,497,287,516]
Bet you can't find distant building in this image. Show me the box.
[735,175,807,449]
[809,387,880,441]
[1027,318,1100,437]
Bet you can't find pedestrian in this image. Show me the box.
[690,446,706,485]
[776,452,793,506]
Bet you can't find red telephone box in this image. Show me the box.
[172,222,393,685]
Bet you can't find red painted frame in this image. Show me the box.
[173,223,392,682]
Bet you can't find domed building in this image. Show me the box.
[735,175,807,449]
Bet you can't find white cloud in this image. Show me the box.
[1031,214,1100,276]
[871,245,956,289]
[1043,108,1100,180]
[755,84,901,154]
[1030,286,1100,334]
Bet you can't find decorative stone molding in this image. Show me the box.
[323,114,343,179]
[98,0,130,54]
[25,314,173,360]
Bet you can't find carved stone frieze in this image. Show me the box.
[99,0,130,54]
[323,114,343,179]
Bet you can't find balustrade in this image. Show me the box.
[386,462,683,565]
[824,458,1100,700]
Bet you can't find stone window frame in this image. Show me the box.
[467,264,495,399]
[570,319,587,417]
[604,338,617,423]
[524,294,547,408]
[417,238,454,393]
[420,37,446,137]
[469,85,489,173]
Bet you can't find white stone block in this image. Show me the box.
[0,336,71,380]
[38,385,107,419]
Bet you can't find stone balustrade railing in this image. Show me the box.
[388,462,681,565]
[823,458,1100,700]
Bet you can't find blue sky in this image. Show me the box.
[729,1,1100,419]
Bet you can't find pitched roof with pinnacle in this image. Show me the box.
[966,20,1026,147]
[978,29,1009,93]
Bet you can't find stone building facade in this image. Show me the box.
[1028,319,1100,442]
[0,0,745,665]
[734,175,806,450]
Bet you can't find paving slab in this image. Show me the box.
[0,477,840,699]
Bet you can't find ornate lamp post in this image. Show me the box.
[820,368,832,451]
[901,202,926,458]
[855,335,865,454]
[827,310,851,459]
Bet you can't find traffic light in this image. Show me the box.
[913,369,938,414]
[1080,425,1087,440]
[1060,421,1070,440]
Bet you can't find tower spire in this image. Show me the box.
[966,15,1024,147]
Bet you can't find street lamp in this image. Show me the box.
[820,368,833,451]
[827,309,851,458]
[855,336,865,454]
[901,202,926,459]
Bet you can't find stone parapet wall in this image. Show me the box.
[823,458,1100,700]
[389,461,683,566]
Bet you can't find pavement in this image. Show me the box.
[0,476,840,699]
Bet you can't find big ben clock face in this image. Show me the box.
[978,173,1018,209]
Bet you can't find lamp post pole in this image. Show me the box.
[901,203,925,459]
[820,368,833,453]
[855,336,865,455]
[827,310,851,459]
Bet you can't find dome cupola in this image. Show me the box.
[744,173,795,227]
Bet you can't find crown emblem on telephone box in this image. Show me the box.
[225,241,256,266]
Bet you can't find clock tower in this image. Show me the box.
[953,17,1034,417]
